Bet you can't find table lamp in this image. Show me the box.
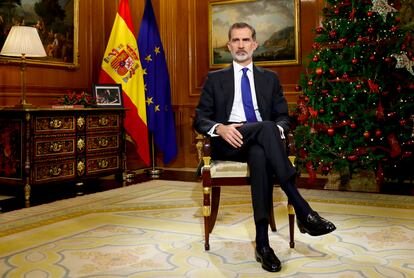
[0,26,47,108]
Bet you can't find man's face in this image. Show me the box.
[227,27,258,65]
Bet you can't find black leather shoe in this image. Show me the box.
[297,211,336,236]
[255,246,281,272]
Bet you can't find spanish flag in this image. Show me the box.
[99,0,150,165]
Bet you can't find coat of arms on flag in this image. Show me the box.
[103,43,140,82]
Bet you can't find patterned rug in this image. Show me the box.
[0,180,413,277]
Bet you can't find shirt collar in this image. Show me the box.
[233,61,253,73]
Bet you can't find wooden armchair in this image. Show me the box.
[196,132,296,251]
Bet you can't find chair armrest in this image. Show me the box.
[287,131,296,156]
[195,132,212,175]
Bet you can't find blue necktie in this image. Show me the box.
[241,68,258,122]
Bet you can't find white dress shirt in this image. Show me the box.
[208,61,285,139]
[228,62,262,122]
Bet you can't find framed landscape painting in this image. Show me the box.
[208,0,300,68]
[0,0,79,69]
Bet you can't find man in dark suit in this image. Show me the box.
[194,22,336,272]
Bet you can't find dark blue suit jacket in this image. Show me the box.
[194,64,290,135]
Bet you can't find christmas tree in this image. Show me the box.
[294,0,414,186]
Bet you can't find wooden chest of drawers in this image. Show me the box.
[0,107,126,201]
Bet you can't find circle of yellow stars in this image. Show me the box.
[144,46,162,113]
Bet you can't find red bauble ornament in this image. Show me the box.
[295,85,302,92]
[319,108,325,113]
[322,89,329,95]
[312,42,320,49]
[329,30,337,38]
[321,165,331,175]
[342,73,348,79]
[390,26,398,32]
[399,119,407,126]
[339,38,347,44]
[348,155,358,161]
[308,80,313,86]
[312,55,319,62]
[315,67,323,75]
[375,129,382,137]
[350,123,356,128]
[384,57,392,63]
[369,54,376,61]
[352,58,358,64]
[367,27,374,34]
[327,128,335,136]
[332,97,339,103]
[329,68,336,76]
[363,131,370,138]
[316,27,324,34]
[355,84,362,90]
[334,8,339,15]
[367,11,373,17]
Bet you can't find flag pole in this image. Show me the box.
[146,133,163,178]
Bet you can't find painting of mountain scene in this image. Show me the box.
[210,0,299,67]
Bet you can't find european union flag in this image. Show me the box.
[138,0,178,164]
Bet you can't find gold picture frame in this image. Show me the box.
[0,0,79,69]
[208,0,300,68]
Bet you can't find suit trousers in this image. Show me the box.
[211,121,298,222]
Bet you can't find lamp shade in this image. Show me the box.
[0,26,46,57]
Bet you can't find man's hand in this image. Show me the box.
[215,123,244,148]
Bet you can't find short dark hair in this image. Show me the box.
[228,22,256,41]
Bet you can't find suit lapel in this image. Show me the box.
[221,65,234,121]
[253,65,267,116]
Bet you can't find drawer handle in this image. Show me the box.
[77,138,85,152]
[98,159,109,169]
[98,138,109,147]
[49,119,62,129]
[49,166,62,176]
[98,117,109,126]
[77,161,85,176]
[77,116,85,129]
[49,142,62,152]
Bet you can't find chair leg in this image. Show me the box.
[210,187,221,233]
[203,186,211,251]
[288,202,295,248]
[269,205,277,232]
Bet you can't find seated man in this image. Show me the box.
[193,22,336,273]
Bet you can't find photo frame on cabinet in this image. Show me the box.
[208,0,300,68]
[0,0,79,69]
[93,84,123,108]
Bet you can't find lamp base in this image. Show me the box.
[14,102,35,109]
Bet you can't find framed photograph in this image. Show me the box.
[93,84,123,108]
[0,0,79,69]
[208,0,300,68]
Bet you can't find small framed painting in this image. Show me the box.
[93,84,123,107]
